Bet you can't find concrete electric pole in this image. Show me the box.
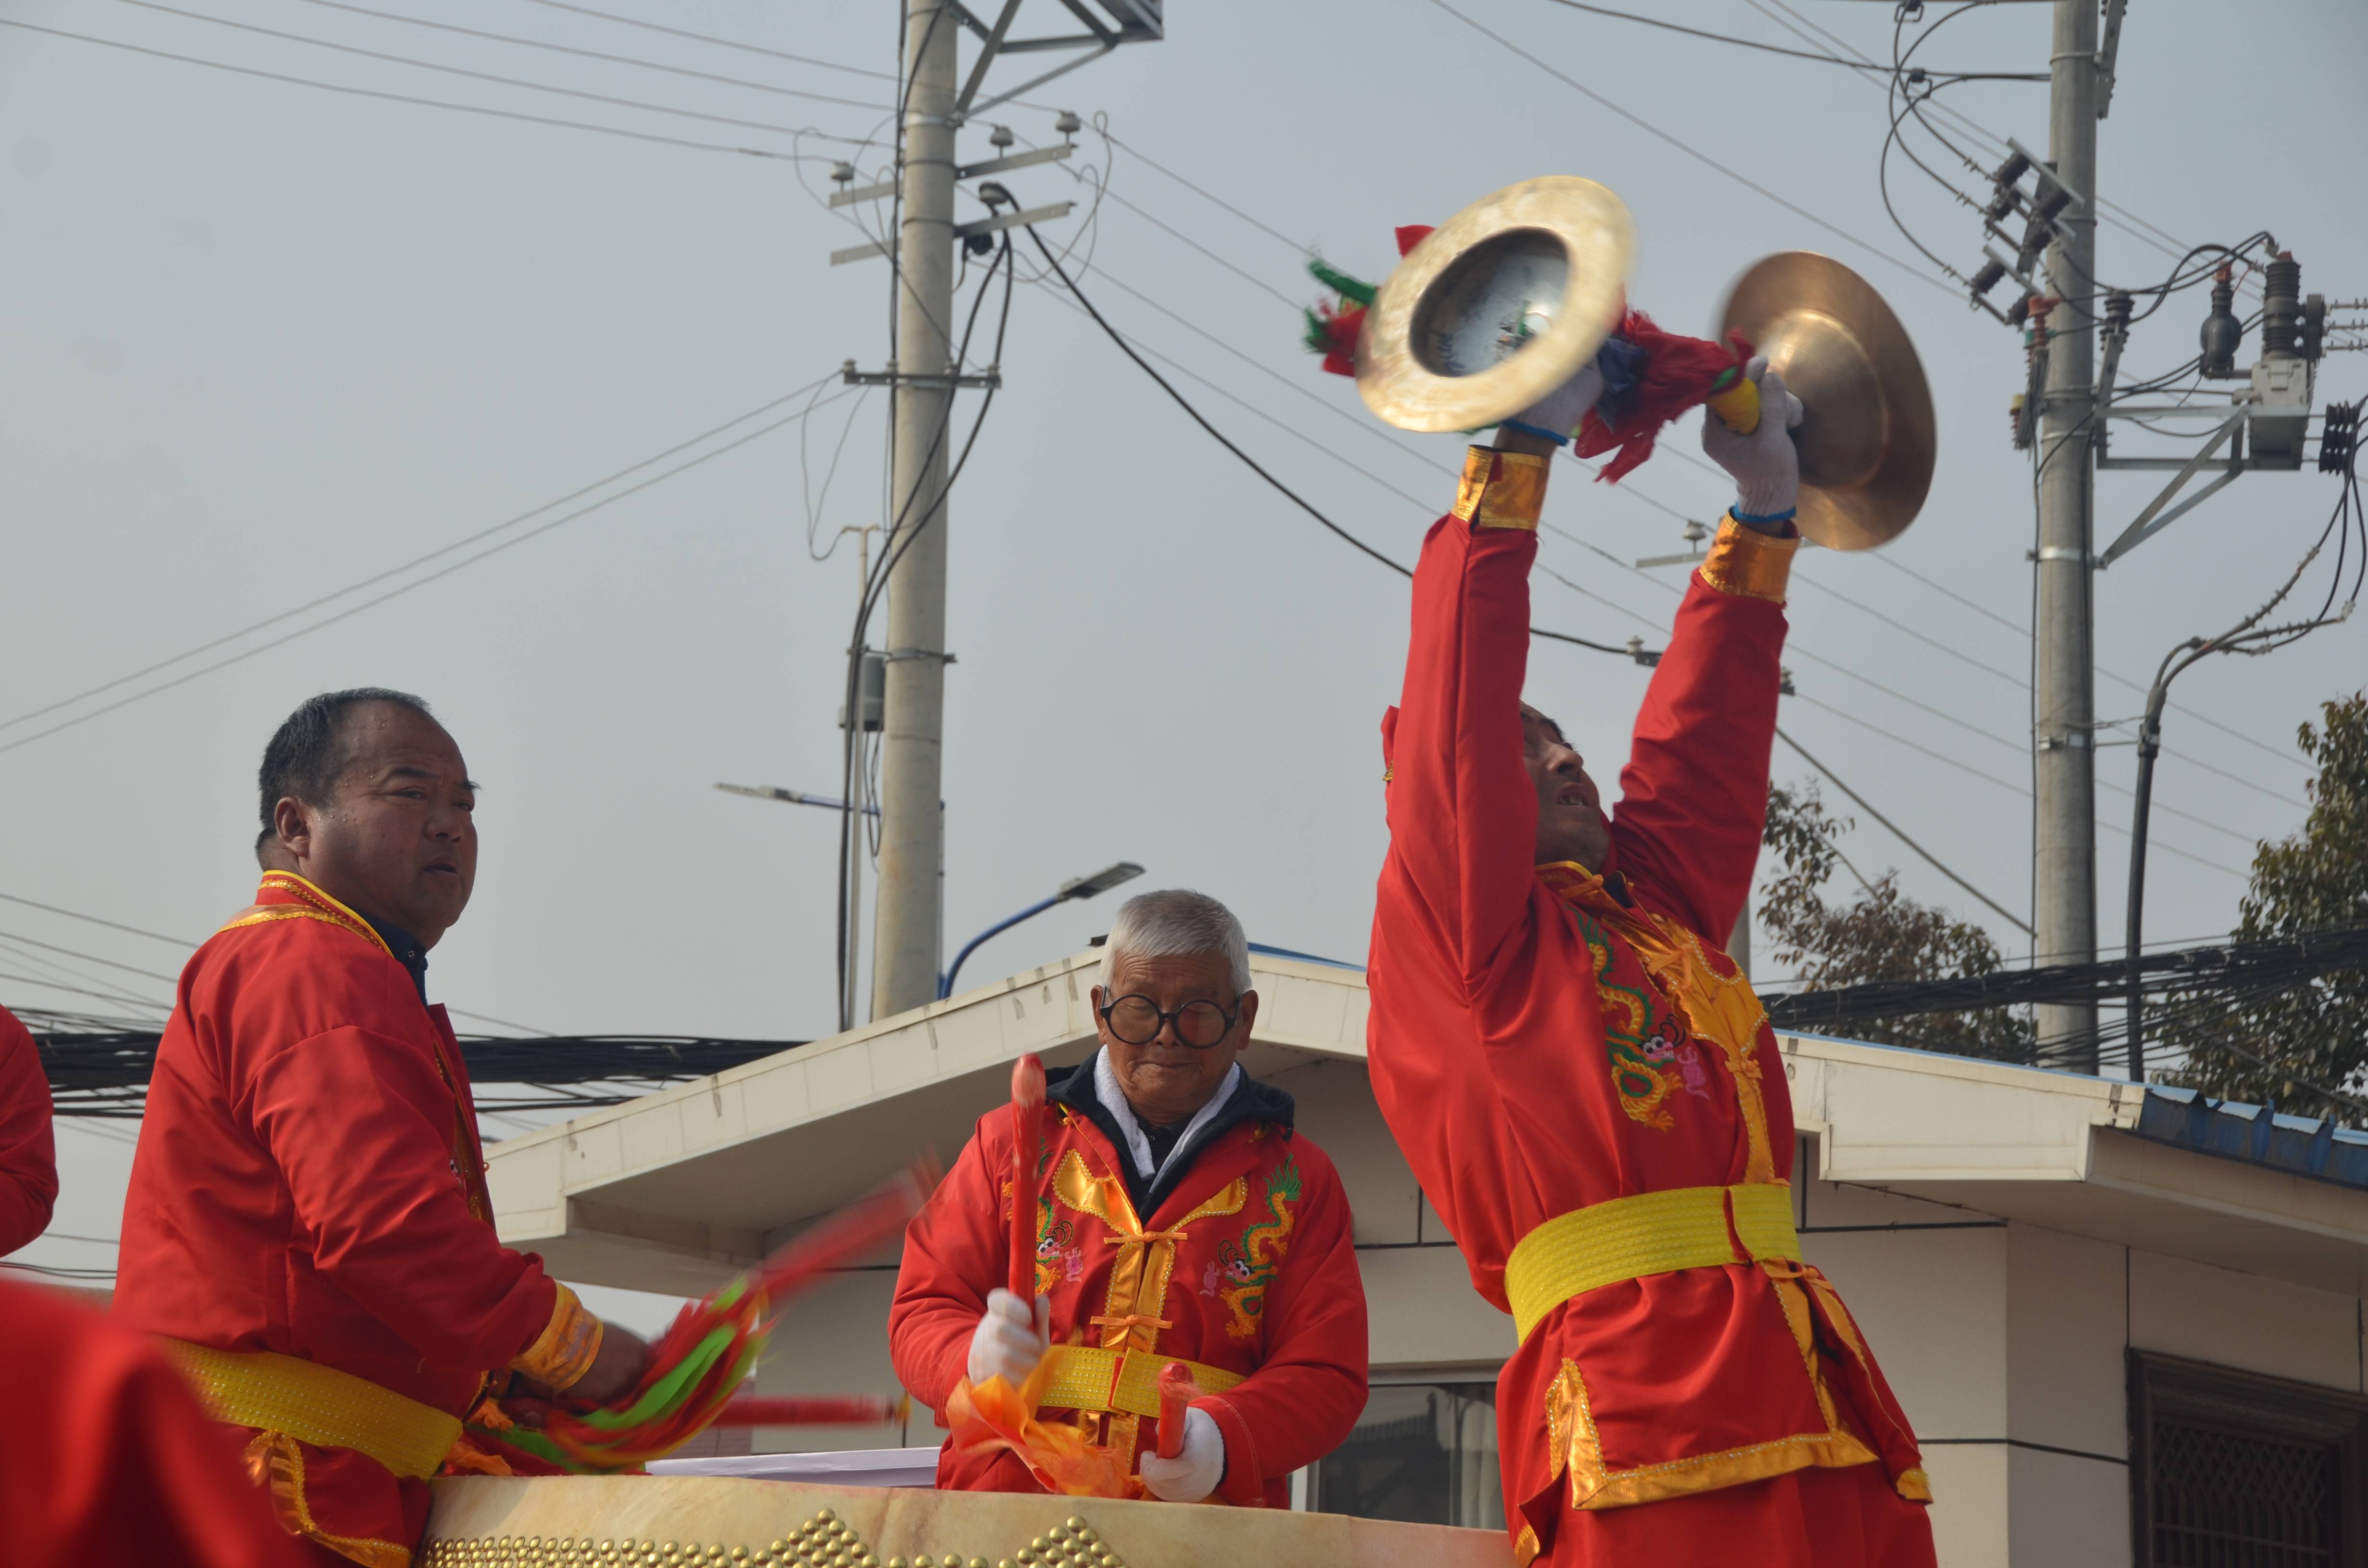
[2032,0,2100,1064]
[844,2,1162,1021]
[870,0,960,1019]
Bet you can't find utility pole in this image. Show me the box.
[872,0,959,1019]
[2032,0,2100,1066]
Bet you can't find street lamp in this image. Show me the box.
[717,782,884,1031]
[939,861,1145,1000]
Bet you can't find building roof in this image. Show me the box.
[484,951,2368,1299]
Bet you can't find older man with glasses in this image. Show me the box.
[891,888,1368,1507]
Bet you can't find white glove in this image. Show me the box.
[1505,361,1606,445]
[1137,1404,1225,1503]
[965,1288,1050,1388]
[1701,355,1805,522]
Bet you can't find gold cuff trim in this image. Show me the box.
[1451,446,1548,531]
[1505,1183,1799,1343]
[509,1282,603,1391]
[166,1339,460,1482]
[1697,515,1798,603]
[1897,1467,1933,1502]
[1036,1345,1244,1419]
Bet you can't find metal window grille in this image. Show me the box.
[2150,1418,2339,1566]
[2132,1351,2368,1568]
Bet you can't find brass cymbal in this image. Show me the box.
[1357,177,1636,433]
[1716,251,1935,550]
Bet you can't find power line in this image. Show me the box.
[0,931,181,987]
[1422,0,1958,298]
[0,385,863,758]
[2,376,846,747]
[283,0,898,111]
[1743,0,2267,287]
[0,1260,120,1281]
[114,0,889,130]
[1531,0,2044,77]
[1030,226,1638,656]
[1095,186,1306,311]
[0,16,843,159]
[0,893,194,948]
[1856,551,2314,783]
[1776,725,2032,933]
[0,970,170,1013]
[509,0,903,83]
[1097,128,1311,257]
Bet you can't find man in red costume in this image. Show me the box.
[0,1003,57,1256]
[1367,361,1935,1567]
[3,1274,311,1567]
[115,688,650,1568]
[892,889,1367,1507]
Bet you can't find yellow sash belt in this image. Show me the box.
[163,1339,461,1480]
[1036,1345,1244,1419]
[1504,1183,1800,1343]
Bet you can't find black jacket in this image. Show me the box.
[1046,1056,1295,1217]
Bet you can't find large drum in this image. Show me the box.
[422,1476,1513,1568]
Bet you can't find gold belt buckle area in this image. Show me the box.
[1036,1346,1243,1419]
[164,1340,462,1480]
[1505,1184,1801,1342]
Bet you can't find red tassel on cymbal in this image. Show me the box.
[1008,1055,1047,1301]
[1575,310,1753,483]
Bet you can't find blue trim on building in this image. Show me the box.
[2130,1085,2368,1191]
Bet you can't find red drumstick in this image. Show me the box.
[1156,1362,1203,1460]
[711,1395,901,1428]
[1008,1054,1047,1301]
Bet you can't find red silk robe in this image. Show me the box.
[890,1084,1368,1507]
[0,1004,58,1256]
[1367,448,1932,1568]
[114,873,591,1568]
[1,1276,310,1568]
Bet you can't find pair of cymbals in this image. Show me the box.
[1354,177,1935,549]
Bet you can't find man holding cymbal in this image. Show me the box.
[1365,337,1936,1568]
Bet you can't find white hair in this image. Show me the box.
[1098,888,1252,997]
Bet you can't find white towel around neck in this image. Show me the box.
[1090,1046,1243,1187]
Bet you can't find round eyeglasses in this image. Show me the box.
[1098,993,1240,1048]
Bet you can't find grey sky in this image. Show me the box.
[5,0,2364,1314]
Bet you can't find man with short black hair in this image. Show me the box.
[116,688,648,1568]
[890,889,1368,1507]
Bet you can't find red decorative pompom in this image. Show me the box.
[1575,311,1752,483]
[1310,301,1367,379]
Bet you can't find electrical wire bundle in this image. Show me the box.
[29,1018,806,1118]
[1763,923,2368,1113]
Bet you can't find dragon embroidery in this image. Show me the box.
[1032,1199,1083,1296]
[1217,1157,1302,1341]
[1576,912,1687,1130]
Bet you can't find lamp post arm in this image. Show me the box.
[939,894,1062,1001]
